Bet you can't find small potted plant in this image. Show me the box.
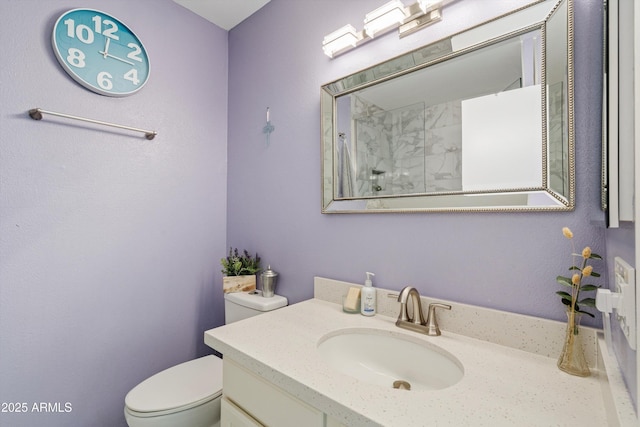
[221,248,261,293]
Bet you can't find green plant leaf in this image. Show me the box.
[556,276,573,287]
[556,291,572,299]
[579,298,596,307]
[220,247,261,276]
[569,266,581,271]
[589,271,601,278]
[576,308,595,318]
[590,253,602,260]
[580,284,599,292]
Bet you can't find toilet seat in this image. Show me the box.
[125,355,223,417]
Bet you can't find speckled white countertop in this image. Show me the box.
[205,297,608,427]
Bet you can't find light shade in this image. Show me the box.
[417,0,441,13]
[323,24,360,58]
[363,0,408,37]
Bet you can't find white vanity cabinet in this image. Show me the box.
[221,398,262,427]
[221,358,346,427]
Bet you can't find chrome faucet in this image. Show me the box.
[396,287,425,327]
[396,286,451,336]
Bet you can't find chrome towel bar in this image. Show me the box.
[28,108,157,140]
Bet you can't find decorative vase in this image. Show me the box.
[223,275,256,293]
[557,310,590,377]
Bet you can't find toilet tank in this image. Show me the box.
[224,291,288,324]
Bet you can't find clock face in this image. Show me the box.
[52,8,150,97]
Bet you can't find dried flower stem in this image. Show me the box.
[557,227,598,377]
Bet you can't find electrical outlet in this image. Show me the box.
[614,257,636,350]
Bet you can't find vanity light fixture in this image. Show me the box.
[322,24,361,58]
[322,0,444,58]
[417,0,440,13]
[399,7,442,38]
[363,0,408,37]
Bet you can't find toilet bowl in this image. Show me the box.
[124,356,223,427]
[124,291,287,427]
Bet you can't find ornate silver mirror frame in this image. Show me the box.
[321,0,574,213]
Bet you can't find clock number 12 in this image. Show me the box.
[64,16,120,44]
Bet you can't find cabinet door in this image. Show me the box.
[223,359,324,427]
[221,397,263,427]
[325,416,348,427]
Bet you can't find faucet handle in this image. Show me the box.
[425,303,452,336]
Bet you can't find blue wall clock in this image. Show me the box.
[52,8,150,97]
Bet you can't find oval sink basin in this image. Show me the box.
[317,329,463,391]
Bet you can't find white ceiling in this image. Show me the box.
[172,0,271,30]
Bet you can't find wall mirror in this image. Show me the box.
[321,0,574,213]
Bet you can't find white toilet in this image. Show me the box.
[124,291,288,427]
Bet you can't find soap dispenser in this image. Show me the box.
[360,272,376,316]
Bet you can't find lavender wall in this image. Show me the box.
[0,1,227,426]
[228,0,606,323]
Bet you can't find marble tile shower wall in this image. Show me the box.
[425,101,461,191]
[548,81,569,196]
[352,96,462,196]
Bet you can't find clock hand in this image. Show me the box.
[102,37,111,58]
[97,51,135,66]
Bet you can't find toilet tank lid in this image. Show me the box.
[224,291,288,311]
[125,355,223,413]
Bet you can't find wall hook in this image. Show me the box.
[262,107,275,146]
